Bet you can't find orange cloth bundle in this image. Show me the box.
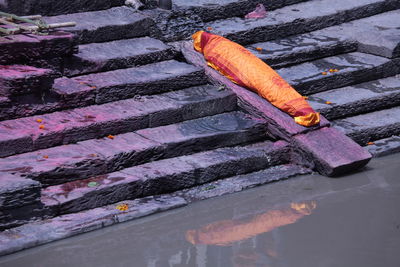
[192,31,320,127]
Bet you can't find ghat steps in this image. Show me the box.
[0,0,399,256]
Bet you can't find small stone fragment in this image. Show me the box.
[87,181,98,187]
[207,27,213,31]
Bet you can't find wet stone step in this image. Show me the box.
[64,37,176,77]
[208,0,400,45]
[41,140,289,215]
[308,76,400,120]
[173,0,309,22]
[0,111,264,186]
[332,106,400,145]
[54,60,207,105]
[365,135,400,158]
[247,33,357,69]
[0,65,57,97]
[277,52,400,95]
[0,84,236,158]
[45,7,153,44]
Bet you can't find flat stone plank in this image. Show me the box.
[247,33,357,68]
[277,52,400,95]
[309,76,400,120]
[0,65,57,96]
[173,0,309,22]
[41,140,288,214]
[0,32,75,65]
[64,37,176,76]
[45,7,153,44]
[179,164,311,202]
[180,41,330,141]
[208,0,400,44]
[0,84,235,157]
[0,0,125,16]
[366,135,400,157]
[293,127,372,176]
[332,106,400,145]
[56,60,206,104]
[0,195,187,256]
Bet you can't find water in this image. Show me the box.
[1,154,400,267]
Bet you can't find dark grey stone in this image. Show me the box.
[332,106,400,145]
[277,52,400,95]
[0,0,125,16]
[64,37,176,76]
[41,140,288,214]
[208,0,400,45]
[366,135,400,157]
[309,76,400,120]
[0,195,187,256]
[45,7,154,44]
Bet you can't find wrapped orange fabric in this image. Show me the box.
[192,31,320,127]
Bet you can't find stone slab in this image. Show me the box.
[309,76,400,120]
[332,106,400,145]
[293,127,372,176]
[0,195,187,256]
[365,135,400,157]
[180,41,330,141]
[179,164,311,202]
[247,34,358,68]
[45,7,153,44]
[0,111,262,186]
[41,140,289,214]
[173,0,309,22]
[0,0,125,16]
[0,32,75,65]
[0,84,235,157]
[277,52,400,95]
[208,0,400,45]
[64,37,176,76]
[54,60,206,104]
[0,65,57,96]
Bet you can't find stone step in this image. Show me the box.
[332,106,400,145]
[0,84,236,158]
[0,111,265,186]
[45,7,153,44]
[41,140,289,215]
[0,163,308,254]
[0,32,75,65]
[53,59,207,105]
[365,135,400,157]
[308,76,400,120]
[0,174,43,230]
[0,0,125,16]
[247,33,358,69]
[173,0,310,22]
[64,37,176,76]
[277,52,400,95]
[208,0,400,45]
[0,65,57,97]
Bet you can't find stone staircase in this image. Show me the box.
[0,0,399,255]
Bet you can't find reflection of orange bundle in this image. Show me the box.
[186,201,316,246]
[192,31,320,127]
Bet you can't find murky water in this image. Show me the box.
[1,154,400,267]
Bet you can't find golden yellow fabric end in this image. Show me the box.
[192,31,204,53]
[294,112,320,127]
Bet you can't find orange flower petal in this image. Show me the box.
[43,155,49,159]
[329,69,335,73]
[39,124,45,130]
[107,135,115,140]
[116,203,129,211]
[321,72,328,75]
[325,101,332,104]
[89,153,98,157]
[36,118,43,123]
[367,142,375,145]
[334,69,339,72]
[256,47,263,51]
[207,27,213,31]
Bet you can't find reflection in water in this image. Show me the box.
[186,201,317,246]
